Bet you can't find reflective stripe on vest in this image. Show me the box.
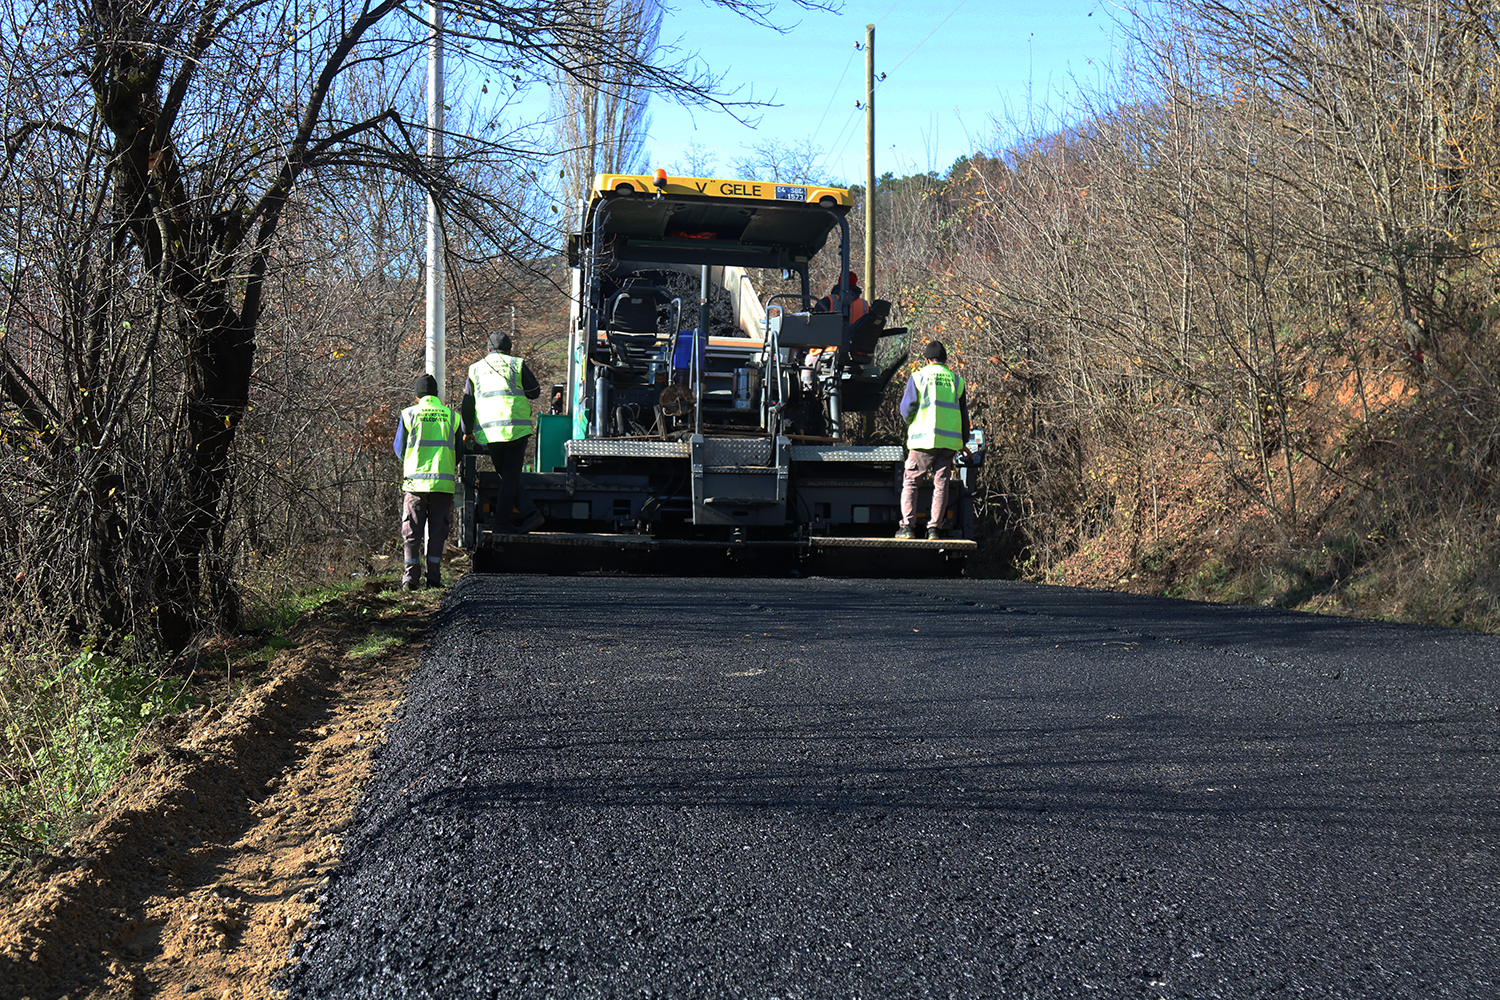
[401,396,457,493]
[468,353,532,445]
[905,363,965,451]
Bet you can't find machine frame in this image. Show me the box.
[461,172,979,575]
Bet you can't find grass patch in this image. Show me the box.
[239,575,364,635]
[0,574,404,874]
[225,633,300,672]
[345,631,405,659]
[1163,558,1233,601]
[0,646,190,861]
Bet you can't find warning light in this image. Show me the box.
[653,168,668,192]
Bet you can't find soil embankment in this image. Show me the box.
[0,586,427,1000]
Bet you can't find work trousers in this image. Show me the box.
[402,491,454,586]
[485,436,538,529]
[900,447,956,530]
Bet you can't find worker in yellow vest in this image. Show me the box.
[394,373,459,590]
[461,333,544,534]
[896,340,970,540]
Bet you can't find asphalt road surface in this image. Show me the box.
[282,575,1499,999]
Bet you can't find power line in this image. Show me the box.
[887,0,969,76]
[811,44,859,140]
[822,104,863,181]
[818,0,964,182]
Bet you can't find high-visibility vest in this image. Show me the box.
[400,395,457,494]
[905,363,965,450]
[817,292,868,323]
[468,352,532,445]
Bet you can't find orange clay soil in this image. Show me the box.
[0,583,438,1000]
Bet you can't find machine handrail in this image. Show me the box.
[763,293,807,435]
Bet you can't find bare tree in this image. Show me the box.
[883,0,1500,583]
[668,142,721,177]
[732,137,828,185]
[0,0,828,654]
[552,0,665,228]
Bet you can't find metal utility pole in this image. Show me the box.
[864,22,875,302]
[425,1,446,399]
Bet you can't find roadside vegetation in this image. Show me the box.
[0,576,416,877]
[850,0,1500,632]
[0,636,190,858]
[0,0,744,865]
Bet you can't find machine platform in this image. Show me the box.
[470,530,975,577]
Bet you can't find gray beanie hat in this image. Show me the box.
[487,332,511,354]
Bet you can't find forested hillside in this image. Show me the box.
[867,0,1500,630]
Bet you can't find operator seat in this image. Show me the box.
[846,298,892,366]
[603,287,670,368]
[606,290,660,334]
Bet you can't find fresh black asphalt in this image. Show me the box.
[281,575,1499,998]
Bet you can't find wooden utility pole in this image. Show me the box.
[864,22,875,301]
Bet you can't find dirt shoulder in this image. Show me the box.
[0,582,438,1000]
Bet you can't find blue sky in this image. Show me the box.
[639,0,1134,184]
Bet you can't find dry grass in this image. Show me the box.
[1039,439,1500,634]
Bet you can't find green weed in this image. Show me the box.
[0,646,189,861]
[345,631,404,659]
[1164,559,1233,601]
[0,576,396,872]
[239,579,353,635]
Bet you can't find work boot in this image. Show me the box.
[895,525,916,540]
[517,509,545,534]
[400,578,420,593]
[927,526,943,540]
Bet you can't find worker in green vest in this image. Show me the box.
[394,373,459,590]
[461,332,544,534]
[896,340,970,539]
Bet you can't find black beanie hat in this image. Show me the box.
[923,340,947,362]
[412,373,439,398]
[487,332,511,354]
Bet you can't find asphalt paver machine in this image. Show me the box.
[461,171,979,575]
